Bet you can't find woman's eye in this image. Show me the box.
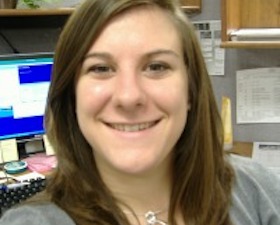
[146,63,170,72]
[88,65,112,74]
[144,62,171,78]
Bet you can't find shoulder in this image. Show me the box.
[227,154,280,225]
[228,154,280,189]
[0,203,75,225]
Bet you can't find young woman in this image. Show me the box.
[1,0,279,225]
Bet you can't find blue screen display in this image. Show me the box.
[0,53,53,140]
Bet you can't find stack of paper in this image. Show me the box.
[252,142,280,177]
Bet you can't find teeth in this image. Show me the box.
[110,122,155,132]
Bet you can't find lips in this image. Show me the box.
[107,121,158,132]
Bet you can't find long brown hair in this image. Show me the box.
[43,0,234,224]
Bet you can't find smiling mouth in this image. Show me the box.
[107,121,159,132]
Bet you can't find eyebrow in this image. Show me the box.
[84,52,112,60]
[84,49,180,60]
[145,49,180,59]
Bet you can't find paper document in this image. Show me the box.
[236,67,280,124]
[193,20,225,76]
[0,139,18,163]
[11,171,45,182]
[0,171,14,184]
[252,142,280,177]
[43,135,55,156]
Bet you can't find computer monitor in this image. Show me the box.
[0,52,54,141]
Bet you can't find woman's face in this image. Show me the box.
[76,6,190,175]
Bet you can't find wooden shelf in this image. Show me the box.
[0,0,202,16]
[221,41,280,49]
[0,2,201,27]
[221,0,280,48]
[0,8,74,16]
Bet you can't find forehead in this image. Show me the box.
[89,5,182,52]
[106,5,177,29]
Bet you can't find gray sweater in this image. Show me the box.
[0,155,279,225]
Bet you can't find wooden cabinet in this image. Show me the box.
[221,0,280,48]
[0,8,73,16]
[180,0,201,13]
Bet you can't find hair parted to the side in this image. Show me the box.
[43,0,234,224]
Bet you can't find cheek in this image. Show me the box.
[153,78,189,114]
[168,87,188,120]
[75,78,110,116]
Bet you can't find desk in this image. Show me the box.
[3,142,253,179]
[229,142,253,157]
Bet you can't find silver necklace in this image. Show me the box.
[123,209,168,225]
[144,210,168,225]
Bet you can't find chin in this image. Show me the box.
[112,154,169,175]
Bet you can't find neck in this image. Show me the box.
[99,161,172,215]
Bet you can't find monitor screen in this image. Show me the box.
[0,52,53,141]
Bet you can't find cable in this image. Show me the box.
[0,31,20,53]
[0,143,9,184]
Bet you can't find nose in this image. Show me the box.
[112,70,146,111]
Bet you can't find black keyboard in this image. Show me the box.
[0,177,46,217]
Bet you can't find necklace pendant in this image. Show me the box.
[145,211,157,225]
[145,211,168,225]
